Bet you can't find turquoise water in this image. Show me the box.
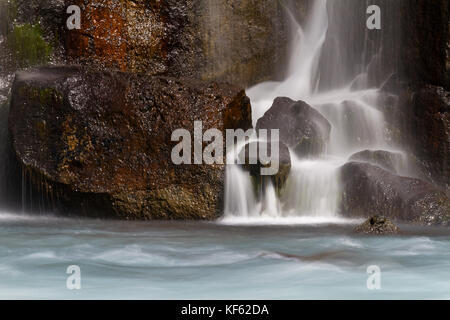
[0,212,449,299]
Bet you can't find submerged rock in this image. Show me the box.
[256,97,331,158]
[9,66,252,219]
[340,162,450,226]
[238,141,291,192]
[349,150,404,174]
[354,215,400,235]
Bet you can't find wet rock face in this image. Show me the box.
[349,150,403,174]
[354,215,400,235]
[411,86,450,190]
[392,85,450,190]
[238,141,291,192]
[65,0,174,74]
[9,66,252,219]
[0,101,22,210]
[400,0,450,88]
[194,0,291,87]
[63,0,294,88]
[256,97,331,158]
[340,162,450,226]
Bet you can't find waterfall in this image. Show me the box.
[223,0,406,223]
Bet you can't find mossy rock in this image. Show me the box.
[7,23,52,68]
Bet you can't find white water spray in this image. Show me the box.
[223,0,407,224]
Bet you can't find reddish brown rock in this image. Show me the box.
[9,66,252,219]
[65,0,128,71]
[63,0,292,87]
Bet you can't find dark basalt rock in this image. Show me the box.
[390,85,450,190]
[341,162,450,226]
[354,215,400,235]
[399,0,449,88]
[406,85,450,190]
[349,150,404,174]
[238,141,291,192]
[256,97,331,158]
[8,66,252,219]
[0,101,22,210]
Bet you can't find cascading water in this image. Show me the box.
[223,0,408,223]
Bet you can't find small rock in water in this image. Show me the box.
[354,215,400,235]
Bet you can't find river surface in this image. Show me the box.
[1,212,449,300]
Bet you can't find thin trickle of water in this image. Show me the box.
[0,99,56,213]
[224,165,260,218]
[223,0,409,223]
[0,99,10,208]
[261,181,281,218]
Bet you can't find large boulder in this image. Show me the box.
[8,66,252,219]
[256,97,331,157]
[340,162,450,226]
[400,0,449,88]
